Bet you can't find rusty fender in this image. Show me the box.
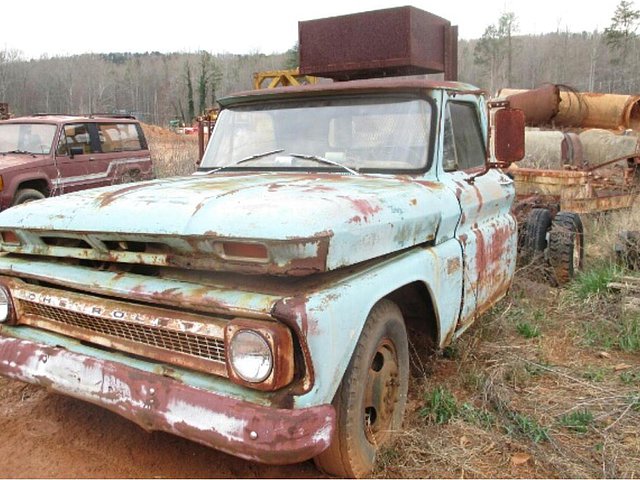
[0,335,335,464]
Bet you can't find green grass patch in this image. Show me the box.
[619,370,640,385]
[506,412,550,443]
[460,402,495,428]
[420,386,458,424]
[570,263,618,300]
[558,409,594,434]
[516,321,541,339]
[580,320,617,350]
[618,315,640,352]
[629,393,640,412]
[582,367,607,382]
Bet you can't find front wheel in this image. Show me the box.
[11,188,45,206]
[314,300,409,478]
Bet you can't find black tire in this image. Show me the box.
[547,212,584,285]
[11,188,45,206]
[314,300,409,478]
[521,208,552,263]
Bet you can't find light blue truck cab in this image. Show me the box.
[0,78,524,477]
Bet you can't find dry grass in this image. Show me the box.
[142,124,199,178]
[374,266,640,477]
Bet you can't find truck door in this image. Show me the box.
[439,95,517,335]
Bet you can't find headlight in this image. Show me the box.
[0,286,12,323]
[229,330,273,383]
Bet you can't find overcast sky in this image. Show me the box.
[2,0,624,59]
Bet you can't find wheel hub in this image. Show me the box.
[363,339,399,444]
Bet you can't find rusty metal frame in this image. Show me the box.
[252,69,318,90]
[511,163,638,213]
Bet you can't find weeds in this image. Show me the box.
[506,412,550,443]
[618,315,640,352]
[619,370,640,385]
[516,321,541,339]
[459,402,495,428]
[558,409,594,434]
[582,367,607,382]
[580,320,617,350]
[420,386,458,424]
[569,262,618,300]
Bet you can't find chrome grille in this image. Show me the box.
[18,300,225,363]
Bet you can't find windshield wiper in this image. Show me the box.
[201,149,285,175]
[289,153,359,175]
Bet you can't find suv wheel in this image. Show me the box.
[12,188,45,206]
[119,170,141,184]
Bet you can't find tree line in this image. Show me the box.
[0,1,638,127]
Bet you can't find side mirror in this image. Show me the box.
[494,108,525,165]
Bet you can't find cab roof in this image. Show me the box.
[219,77,484,107]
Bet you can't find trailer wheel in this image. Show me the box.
[314,300,409,478]
[521,208,552,262]
[547,212,584,285]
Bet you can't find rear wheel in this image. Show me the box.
[11,188,45,206]
[313,300,409,478]
[547,212,584,285]
[521,208,552,263]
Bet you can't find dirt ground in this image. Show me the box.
[0,378,324,478]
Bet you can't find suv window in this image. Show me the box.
[0,123,57,155]
[57,123,97,155]
[443,102,486,171]
[98,123,144,152]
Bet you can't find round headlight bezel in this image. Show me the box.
[0,285,12,324]
[228,329,274,384]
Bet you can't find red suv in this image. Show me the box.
[0,115,153,207]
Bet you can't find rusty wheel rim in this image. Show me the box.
[363,338,400,444]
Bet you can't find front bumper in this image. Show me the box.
[0,335,335,465]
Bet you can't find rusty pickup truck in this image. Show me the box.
[0,78,524,477]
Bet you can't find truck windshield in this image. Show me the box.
[200,95,432,172]
[0,123,57,155]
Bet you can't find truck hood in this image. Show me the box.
[0,173,453,275]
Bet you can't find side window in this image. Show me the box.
[442,102,486,171]
[98,123,143,152]
[56,123,96,155]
